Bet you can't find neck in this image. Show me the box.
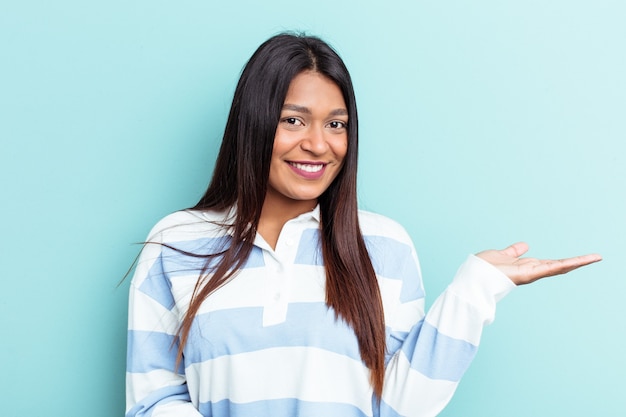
[257,190,316,250]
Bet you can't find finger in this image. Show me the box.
[531,254,603,278]
[554,253,603,269]
[500,242,529,259]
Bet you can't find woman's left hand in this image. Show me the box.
[476,242,602,285]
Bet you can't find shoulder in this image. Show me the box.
[130,209,233,286]
[145,208,233,244]
[357,209,414,247]
[358,210,423,291]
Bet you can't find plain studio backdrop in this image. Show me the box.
[1,1,624,416]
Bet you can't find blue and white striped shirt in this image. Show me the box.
[126,207,514,417]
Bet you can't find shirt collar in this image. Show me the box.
[297,204,320,223]
[199,203,321,237]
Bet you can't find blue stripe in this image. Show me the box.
[138,254,175,310]
[138,238,265,309]
[364,235,424,302]
[377,399,403,417]
[198,398,370,417]
[385,329,409,365]
[160,237,265,277]
[125,384,191,417]
[183,303,361,364]
[401,320,477,381]
[126,330,183,374]
[293,231,423,303]
[293,228,323,265]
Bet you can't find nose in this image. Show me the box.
[300,125,329,155]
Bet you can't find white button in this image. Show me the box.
[273,292,281,302]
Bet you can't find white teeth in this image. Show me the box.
[291,162,324,173]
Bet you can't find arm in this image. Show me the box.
[379,240,600,417]
[380,254,514,417]
[126,238,203,417]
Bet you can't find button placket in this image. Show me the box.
[261,221,302,326]
[262,256,289,326]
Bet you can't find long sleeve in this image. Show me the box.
[357,211,515,417]
[126,232,203,417]
[379,254,515,417]
[126,208,515,417]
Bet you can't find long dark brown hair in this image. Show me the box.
[179,33,386,397]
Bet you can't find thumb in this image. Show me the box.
[500,242,530,258]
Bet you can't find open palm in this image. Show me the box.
[476,242,602,285]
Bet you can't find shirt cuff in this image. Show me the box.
[448,254,516,321]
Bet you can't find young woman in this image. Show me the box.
[125,33,601,417]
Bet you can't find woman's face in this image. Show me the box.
[266,70,348,208]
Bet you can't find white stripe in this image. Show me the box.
[387,299,425,333]
[131,245,162,288]
[174,266,327,316]
[424,289,487,345]
[379,277,425,333]
[151,401,203,417]
[146,210,230,243]
[126,369,188,409]
[289,264,326,302]
[150,401,203,417]
[359,211,414,245]
[185,347,373,414]
[169,268,421,322]
[425,255,515,344]
[129,287,180,334]
[383,352,457,417]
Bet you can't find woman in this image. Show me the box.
[125,33,600,417]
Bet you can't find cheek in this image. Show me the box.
[271,130,297,157]
[334,139,348,161]
[332,142,348,174]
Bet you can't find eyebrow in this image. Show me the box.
[282,104,348,116]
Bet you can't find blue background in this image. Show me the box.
[1,1,624,416]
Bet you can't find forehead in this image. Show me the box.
[283,71,346,110]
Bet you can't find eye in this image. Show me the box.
[327,120,348,129]
[281,117,304,126]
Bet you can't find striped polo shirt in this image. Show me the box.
[126,207,514,417]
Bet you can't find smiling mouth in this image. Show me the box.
[288,162,325,173]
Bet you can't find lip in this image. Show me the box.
[286,161,328,180]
